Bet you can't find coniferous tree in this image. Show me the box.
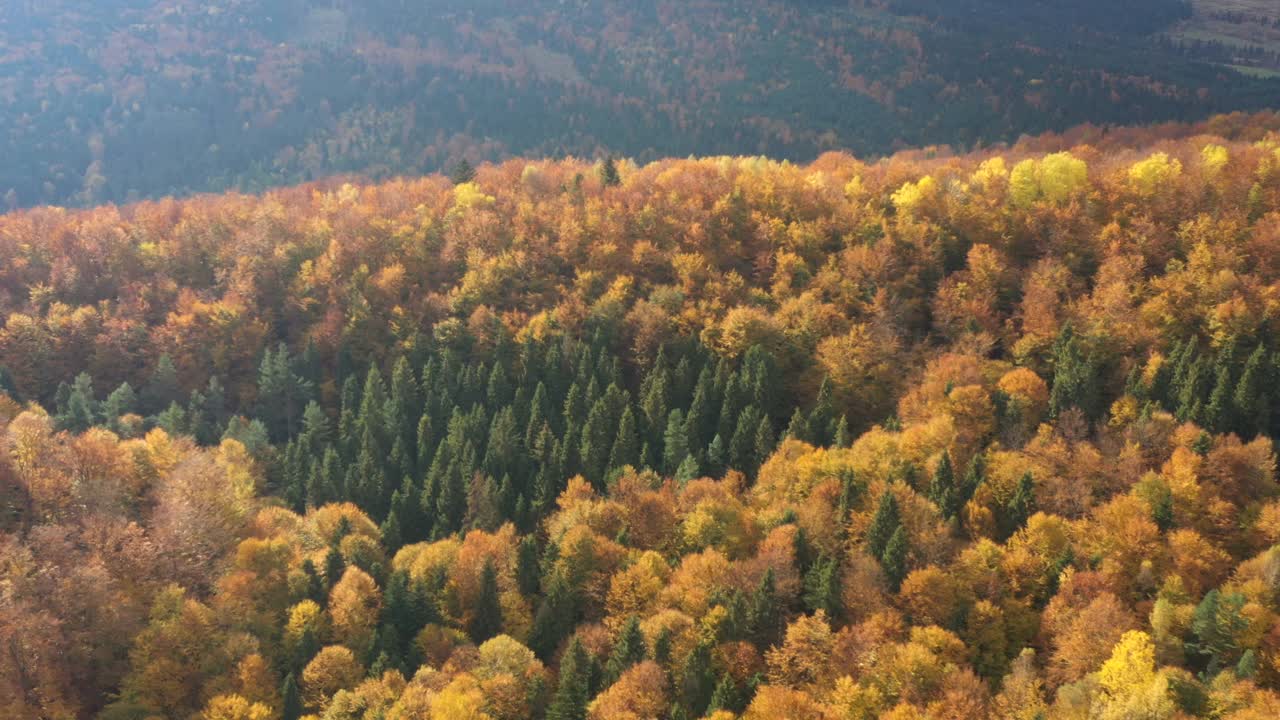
[1002,472,1035,539]
[746,568,782,648]
[58,372,97,433]
[680,639,716,718]
[599,156,621,187]
[604,615,647,685]
[1048,325,1100,420]
[470,560,503,643]
[450,158,476,185]
[1233,345,1268,437]
[281,673,303,720]
[547,637,591,720]
[143,353,181,416]
[516,535,541,596]
[607,406,640,476]
[866,492,901,559]
[928,452,959,519]
[832,415,851,448]
[803,554,841,619]
[881,526,908,591]
[1204,360,1233,433]
[102,381,136,432]
[785,407,809,443]
[707,673,741,715]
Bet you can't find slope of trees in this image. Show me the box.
[2,0,1279,209]
[8,115,1280,717]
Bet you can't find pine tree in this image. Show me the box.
[449,158,476,185]
[746,569,782,648]
[516,535,541,596]
[707,673,741,715]
[1002,472,1035,539]
[599,156,621,187]
[881,526,908,591]
[784,407,808,443]
[753,414,776,471]
[470,560,503,643]
[102,381,136,432]
[155,401,186,436]
[58,372,97,433]
[675,453,701,483]
[143,353,181,416]
[607,406,640,476]
[1233,345,1268,437]
[705,434,727,478]
[808,376,836,446]
[529,573,579,660]
[866,492,901,559]
[579,397,614,488]
[803,554,842,619]
[281,673,303,720]
[547,637,592,720]
[832,415,851,448]
[1048,324,1100,420]
[1204,359,1233,434]
[680,639,716,718]
[729,405,763,475]
[604,615,647,685]
[928,452,959,519]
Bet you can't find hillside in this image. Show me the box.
[5,115,1280,718]
[2,0,1279,209]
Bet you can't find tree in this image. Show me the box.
[599,156,621,187]
[470,560,504,644]
[1001,472,1035,539]
[881,526,908,592]
[280,673,302,720]
[300,646,362,712]
[866,492,901,559]
[604,615,647,685]
[450,158,477,185]
[144,354,182,416]
[928,452,959,519]
[548,637,592,720]
[57,372,97,433]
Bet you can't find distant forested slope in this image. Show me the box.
[0,0,1276,208]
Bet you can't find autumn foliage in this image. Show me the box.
[6,116,1280,718]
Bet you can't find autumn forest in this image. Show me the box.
[5,105,1280,720]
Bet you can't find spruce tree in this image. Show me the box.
[1233,345,1268,437]
[449,158,476,185]
[680,639,716,718]
[866,492,901,559]
[604,615,647,685]
[547,637,592,720]
[470,560,504,643]
[281,673,303,720]
[607,406,640,476]
[1002,472,1035,539]
[746,569,782,648]
[928,452,959,519]
[881,526,908,591]
[102,381,136,432]
[803,554,841,619]
[143,353,181,416]
[599,156,621,187]
[707,673,741,715]
[58,372,97,433]
[832,415,851,448]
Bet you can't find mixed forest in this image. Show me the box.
[10,112,1280,719]
[3,0,1280,210]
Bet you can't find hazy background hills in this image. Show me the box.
[2,0,1278,209]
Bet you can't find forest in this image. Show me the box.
[2,0,1279,210]
[4,110,1280,718]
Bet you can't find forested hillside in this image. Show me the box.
[2,0,1278,209]
[5,113,1280,718]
